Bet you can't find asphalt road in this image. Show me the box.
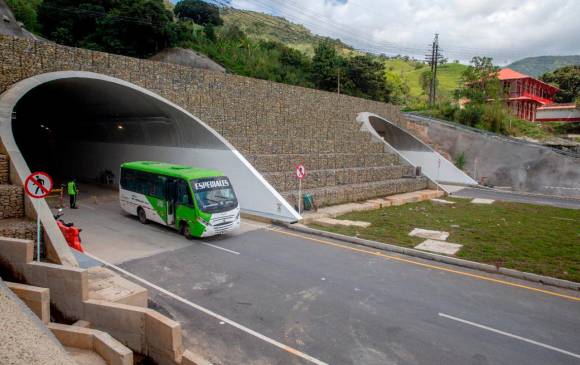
[64,185,580,365]
[447,186,580,210]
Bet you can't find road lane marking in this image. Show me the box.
[83,251,328,365]
[199,241,240,255]
[264,227,580,302]
[438,313,580,360]
[77,203,96,210]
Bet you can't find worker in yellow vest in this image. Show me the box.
[67,179,78,209]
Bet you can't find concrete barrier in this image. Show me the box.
[84,299,183,365]
[49,322,133,365]
[5,281,49,324]
[0,236,211,364]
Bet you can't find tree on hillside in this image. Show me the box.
[5,0,42,33]
[311,40,340,91]
[174,0,222,26]
[540,65,580,103]
[37,0,186,58]
[343,55,391,102]
[458,56,502,103]
[454,57,507,133]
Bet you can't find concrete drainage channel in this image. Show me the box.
[277,222,580,292]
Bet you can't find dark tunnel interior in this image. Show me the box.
[11,78,200,184]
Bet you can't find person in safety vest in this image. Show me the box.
[67,179,78,209]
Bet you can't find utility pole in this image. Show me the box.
[425,34,442,105]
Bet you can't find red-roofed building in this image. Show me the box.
[498,68,560,121]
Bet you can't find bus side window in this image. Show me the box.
[177,180,193,207]
[121,168,136,191]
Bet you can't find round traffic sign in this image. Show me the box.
[295,164,306,180]
[24,172,53,199]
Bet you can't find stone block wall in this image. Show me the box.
[0,219,35,241]
[0,35,428,206]
[0,154,8,184]
[0,185,24,219]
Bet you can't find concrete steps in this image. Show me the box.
[3,278,133,365]
[247,153,400,173]
[263,165,416,192]
[87,267,148,307]
[283,177,430,208]
[49,323,133,365]
[302,189,446,223]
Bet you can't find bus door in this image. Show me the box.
[166,178,178,226]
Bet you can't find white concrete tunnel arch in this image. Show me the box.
[357,112,478,187]
[1,71,301,229]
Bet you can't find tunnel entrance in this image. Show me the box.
[358,112,478,186]
[5,72,300,222]
[13,78,223,185]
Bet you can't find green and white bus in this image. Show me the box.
[120,161,240,238]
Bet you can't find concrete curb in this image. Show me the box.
[279,222,580,292]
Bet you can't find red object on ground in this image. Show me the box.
[56,220,83,252]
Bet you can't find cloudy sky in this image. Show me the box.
[225,0,580,64]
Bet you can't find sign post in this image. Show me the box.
[294,164,306,214]
[24,172,53,262]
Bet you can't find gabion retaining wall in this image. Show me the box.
[0,36,427,206]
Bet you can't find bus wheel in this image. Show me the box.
[180,221,192,240]
[137,207,148,224]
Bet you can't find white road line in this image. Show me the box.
[438,313,580,360]
[199,241,240,255]
[83,251,328,365]
[77,203,96,210]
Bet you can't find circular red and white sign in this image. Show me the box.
[24,172,53,199]
[295,164,306,180]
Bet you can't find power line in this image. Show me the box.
[218,0,532,61]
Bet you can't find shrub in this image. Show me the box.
[455,104,483,127]
[455,152,466,170]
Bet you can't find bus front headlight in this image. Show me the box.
[196,216,211,227]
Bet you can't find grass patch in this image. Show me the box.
[308,198,580,282]
[384,59,468,99]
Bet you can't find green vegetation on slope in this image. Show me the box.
[309,198,580,282]
[5,0,42,33]
[14,0,391,102]
[384,58,467,102]
[508,55,580,77]
[221,8,352,57]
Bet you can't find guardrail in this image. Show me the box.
[404,112,580,159]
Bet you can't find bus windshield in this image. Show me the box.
[191,177,238,213]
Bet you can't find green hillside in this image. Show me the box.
[221,8,352,57]
[222,8,468,102]
[508,55,580,77]
[384,59,468,100]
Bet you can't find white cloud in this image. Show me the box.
[228,0,580,64]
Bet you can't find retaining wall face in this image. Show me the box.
[403,117,580,197]
[0,36,424,205]
[0,185,24,218]
[0,155,8,184]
